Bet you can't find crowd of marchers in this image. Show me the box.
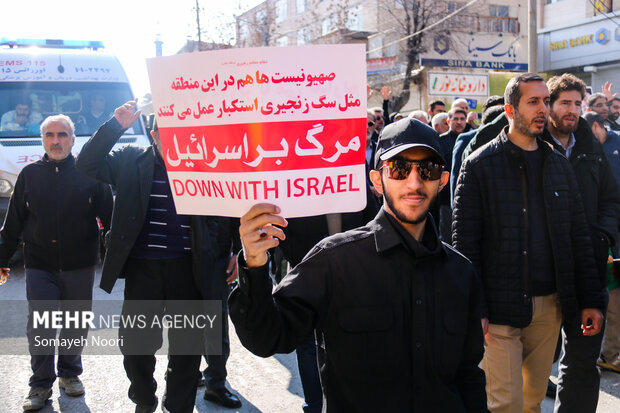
[1,72,620,413]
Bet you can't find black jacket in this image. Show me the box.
[453,129,606,327]
[230,209,488,412]
[439,129,459,206]
[280,199,379,267]
[542,118,620,288]
[76,118,239,294]
[461,112,508,162]
[0,154,112,271]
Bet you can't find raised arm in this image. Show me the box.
[76,99,141,185]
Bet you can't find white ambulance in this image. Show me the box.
[0,38,150,218]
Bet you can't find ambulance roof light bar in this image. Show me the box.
[0,38,105,50]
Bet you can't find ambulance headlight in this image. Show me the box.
[0,179,12,195]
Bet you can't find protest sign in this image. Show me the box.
[146,44,367,218]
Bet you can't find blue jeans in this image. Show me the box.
[296,334,323,413]
[26,267,94,388]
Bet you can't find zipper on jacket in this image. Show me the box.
[542,154,561,303]
[518,158,530,305]
[55,164,62,271]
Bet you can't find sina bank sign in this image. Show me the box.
[421,33,527,71]
[540,19,620,70]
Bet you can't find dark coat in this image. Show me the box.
[76,118,238,295]
[280,197,379,267]
[439,129,459,206]
[450,128,477,206]
[230,209,488,412]
[461,112,509,162]
[453,129,606,327]
[0,154,112,271]
[542,117,620,287]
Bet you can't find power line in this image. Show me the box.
[586,0,620,28]
[366,0,481,56]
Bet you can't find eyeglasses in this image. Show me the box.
[382,159,443,181]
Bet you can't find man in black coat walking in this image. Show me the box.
[453,73,606,413]
[543,73,620,413]
[77,100,240,413]
[0,114,112,411]
[230,119,488,412]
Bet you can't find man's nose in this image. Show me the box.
[406,167,425,188]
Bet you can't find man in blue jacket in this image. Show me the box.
[0,114,112,411]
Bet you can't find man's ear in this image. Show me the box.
[438,171,450,191]
[504,103,515,120]
[369,169,384,196]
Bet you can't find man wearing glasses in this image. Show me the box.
[229,118,488,412]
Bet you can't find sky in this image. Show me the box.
[2,0,262,98]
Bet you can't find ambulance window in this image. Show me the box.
[0,82,144,137]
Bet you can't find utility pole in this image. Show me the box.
[528,0,537,72]
[195,0,202,47]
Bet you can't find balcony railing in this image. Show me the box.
[436,13,520,34]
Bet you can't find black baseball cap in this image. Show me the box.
[373,118,445,169]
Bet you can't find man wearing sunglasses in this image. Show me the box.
[229,118,488,411]
[453,73,606,413]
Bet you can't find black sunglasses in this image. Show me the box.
[382,159,443,181]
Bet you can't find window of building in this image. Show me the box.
[297,0,305,14]
[367,34,383,59]
[395,0,415,9]
[297,28,310,45]
[489,5,509,17]
[238,20,249,43]
[347,4,363,31]
[275,0,287,24]
[256,8,267,24]
[447,2,465,13]
[385,32,399,57]
[322,17,334,35]
[487,4,515,33]
[593,0,612,14]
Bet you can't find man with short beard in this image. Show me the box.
[543,73,620,413]
[229,118,488,412]
[607,96,620,131]
[453,73,606,413]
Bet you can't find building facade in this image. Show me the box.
[538,0,620,90]
[236,1,528,111]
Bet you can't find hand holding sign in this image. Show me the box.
[239,203,288,268]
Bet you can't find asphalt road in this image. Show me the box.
[0,265,618,412]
